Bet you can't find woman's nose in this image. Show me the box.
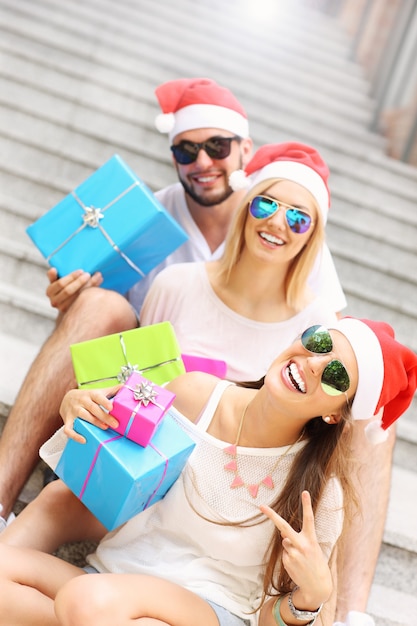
[306,354,332,376]
[266,206,287,230]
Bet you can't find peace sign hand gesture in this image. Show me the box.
[260,490,333,609]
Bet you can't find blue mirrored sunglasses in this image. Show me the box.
[301,325,350,396]
[248,195,313,234]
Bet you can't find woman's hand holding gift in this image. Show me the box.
[59,386,121,443]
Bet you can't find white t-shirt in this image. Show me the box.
[140,262,338,381]
[88,381,344,625]
[127,183,346,314]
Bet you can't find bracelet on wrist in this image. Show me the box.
[272,595,289,626]
[287,586,323,625]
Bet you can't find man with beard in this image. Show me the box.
[0,77,344,522]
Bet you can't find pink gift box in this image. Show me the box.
[182,354,227,378]
[110,373,176,447]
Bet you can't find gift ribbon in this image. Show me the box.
[79,432,123,500]
[123,381,166,438]
[78,333,182,387]
[46,184,146,278]
[144,443,169,509]
[78,435,169,511]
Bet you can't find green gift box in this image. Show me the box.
[70,322,185,389]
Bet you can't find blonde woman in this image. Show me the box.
[140,141,337,381]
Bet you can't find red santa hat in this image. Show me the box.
[229,142,330,224]
[335,317,417,443]
[154,78,249,142]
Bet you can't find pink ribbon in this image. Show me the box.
[78,433,123,500]
[78,435,169,510]
[144,443,169,509]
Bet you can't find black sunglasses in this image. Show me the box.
[301,325,350,396]
[170,135,241,165]
[249,195,313,234]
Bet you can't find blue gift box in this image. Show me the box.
[55,413,195,531]
[26,155,188,294]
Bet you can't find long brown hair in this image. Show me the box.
[261,402,357,601]
[216,178,325,311]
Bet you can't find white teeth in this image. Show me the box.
[288,363,306,393]
[195,176,217,183]
[260,231,284,245]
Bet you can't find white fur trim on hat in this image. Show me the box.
[163,104,249,142]
[248,161,330,224]
[335,318,384,421]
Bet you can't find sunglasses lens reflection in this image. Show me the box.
[249,196,312,234]
[301,326,332,353]
[249,196,278,219]
[286,208,312,234]
[321,360,350,395]
[301,326,350,396]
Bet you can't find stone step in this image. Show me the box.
[0,285,56,345]
[0,0,374,115]
[0,34,385,156]
[0,237,48,297]
[369,463,417,626]
[369,580,417,626]
[0,60,383,177]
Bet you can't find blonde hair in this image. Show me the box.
[217,178,325,311]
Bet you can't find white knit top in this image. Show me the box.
[140,262,339,382]
[88,381,344,624]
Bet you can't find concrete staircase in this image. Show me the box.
[0,0,416,623]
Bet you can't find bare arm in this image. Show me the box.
[335,418,395,620]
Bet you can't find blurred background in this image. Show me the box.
[0,1,416,623]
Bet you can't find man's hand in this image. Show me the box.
[46,267,103,313]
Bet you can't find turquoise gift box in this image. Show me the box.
[26,155,188,294]
[55,413,196,531]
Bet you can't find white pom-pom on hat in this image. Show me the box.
[365,420,390,445]
[229,169,251,191]
[155,112,175,134]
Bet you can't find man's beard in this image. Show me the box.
[179,175,234,207]
[177,154,244,207]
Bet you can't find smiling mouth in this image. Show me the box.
[192,173,220,185]
[260,231,285,246]
[287,362,306,393]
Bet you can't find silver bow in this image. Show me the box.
[117,363,139,383]
[46,184,145,279]
[83,206,104,228]
[132,381,158,406]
